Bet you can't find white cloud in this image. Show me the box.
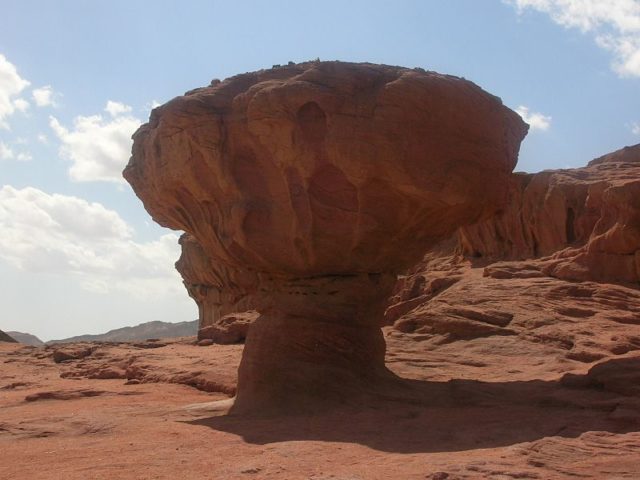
[50,102,141,183]
[632,122,640,135]
[16,151,32,162]
[37,133,48,144]
[516,105,552,131]
[0,142,14,160]
[0,141,31,162]
[506,0,640,78]
[105,100,132,117]
[0,185,183,298]
[32,85,56,107]
[0,54,30,129]
[13,98,29,112]
[147,99,161,110]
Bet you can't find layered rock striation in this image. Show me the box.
[124,61,527,413]
[386,143,640,346]
[458,143,640,285]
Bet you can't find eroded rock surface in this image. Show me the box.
[124,61,527,412]
[458,143,640,285]
[387,144,640,358]
[197,311,258,344]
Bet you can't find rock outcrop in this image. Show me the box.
[197,310,258,344]
[386,143,640,341]
[124,61,527,413]
[458,143,640,286]
[175,233,255,337]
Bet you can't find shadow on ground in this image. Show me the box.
[182,357,640,454]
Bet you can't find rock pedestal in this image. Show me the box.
[124,61,527,413]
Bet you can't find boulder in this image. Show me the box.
[51,344,96,363]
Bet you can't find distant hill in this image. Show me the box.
[0,330,17,343]
[7,331,44,346]
[47,320,198,344]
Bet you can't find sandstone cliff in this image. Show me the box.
[386,144,640,365]
[457,143,640,286]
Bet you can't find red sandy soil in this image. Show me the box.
[3,261,640,480]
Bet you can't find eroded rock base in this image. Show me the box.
[232,313,398,415]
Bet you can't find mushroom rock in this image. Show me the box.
[124,61,527,413]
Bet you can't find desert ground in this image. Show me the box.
[3,258,640,480]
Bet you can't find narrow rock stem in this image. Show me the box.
[232,313,393,414]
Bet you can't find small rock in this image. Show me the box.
[197,339,214,346]
[52,346,94,363]
[132,341,167,349]
[431,473,449,480]
[240,467,261,474]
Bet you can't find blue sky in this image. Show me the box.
[1,0,639,340]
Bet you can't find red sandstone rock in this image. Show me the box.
[197,310,257,344]
[52,339,238,395]
[51,344,96,363]
[458,143,640,286]
[126,61,525,278]
[124,61,527,413]
[175,233,256,338]
[387,144,640,352]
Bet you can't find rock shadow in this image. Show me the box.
[182,357,640,454]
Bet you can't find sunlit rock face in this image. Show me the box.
[384,144,640,374]
[458,143,640,286]
[124,61,527,413]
